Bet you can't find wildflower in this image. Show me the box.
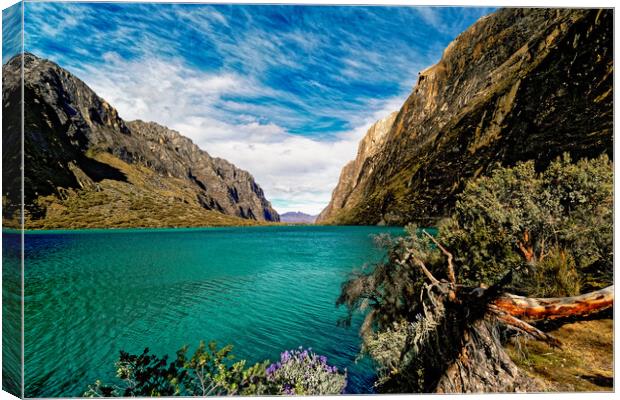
[266,363,279,377]
[264,347,347,395]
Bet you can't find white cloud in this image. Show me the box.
[415,7,445,32]
[74,54,405,215]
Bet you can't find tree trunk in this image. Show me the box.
[400,280,614,393]
[434,317,535,393]
[429,285,614,393]
[492,285,613,322]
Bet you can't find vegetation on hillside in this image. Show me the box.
[337,154,613,393]
[22,153,265,230]
[85,343,346,397]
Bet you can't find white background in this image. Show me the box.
[0,1,617,400]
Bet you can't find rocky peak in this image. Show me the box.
[22,52,130,143]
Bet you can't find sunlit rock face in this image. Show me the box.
[319,8,613,226]
[317,111,397,224]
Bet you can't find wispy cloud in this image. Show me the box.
[23,3,494,214]
[2,2,21,64]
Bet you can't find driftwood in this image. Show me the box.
[402,230,614,393]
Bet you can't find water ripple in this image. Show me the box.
[18,226,402,397]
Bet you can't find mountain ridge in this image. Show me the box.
[2,53,279,228]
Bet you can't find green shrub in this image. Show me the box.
[85,342,346,396]
[515,246,581,297]
[440,153,612,293]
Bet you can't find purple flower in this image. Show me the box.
[283,384,295,395]
[324,365,338,373]
[266,363,279,377]
[319,355,327,364]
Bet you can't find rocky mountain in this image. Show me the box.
[280,212,317,224]
[318,8,613,226]
[2,53,279,228]
[317,112,397,223]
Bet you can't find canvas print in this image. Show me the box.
[1,1,614,397]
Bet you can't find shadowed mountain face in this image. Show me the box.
[318,8,613,226]
[2,53,279,228]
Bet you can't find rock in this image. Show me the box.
[316,112,397,223]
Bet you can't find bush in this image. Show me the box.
[516,246,581,297]
[265,347,347,395]
[337,226,441,335]
[85,342,346,396]
[440,153,612,294]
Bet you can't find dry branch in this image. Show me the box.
[422,229,456,284]
[487,304,562,348]
[414,259,440,285]
[492,285,614,322]
[403,251,440,285]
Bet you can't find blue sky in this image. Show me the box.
[2,2,21,64]
[20,2,493,214]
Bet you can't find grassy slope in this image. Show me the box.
[507,318,613,392]
[25,152,266,230]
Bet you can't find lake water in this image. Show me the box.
[9,225,402,397]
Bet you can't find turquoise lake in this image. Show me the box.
[10,225,403,397]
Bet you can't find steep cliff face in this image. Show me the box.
[126,120,279,222]
[2,53,279,228]
[317,112,397,223]
[320,8,613,226]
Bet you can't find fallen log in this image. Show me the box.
[492,285,614,322]
[487,304,562,348]
[401,236,614,393]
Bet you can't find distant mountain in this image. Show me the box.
[280,212,317,224]
[318,8,612,225]
[2,53,279,229]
